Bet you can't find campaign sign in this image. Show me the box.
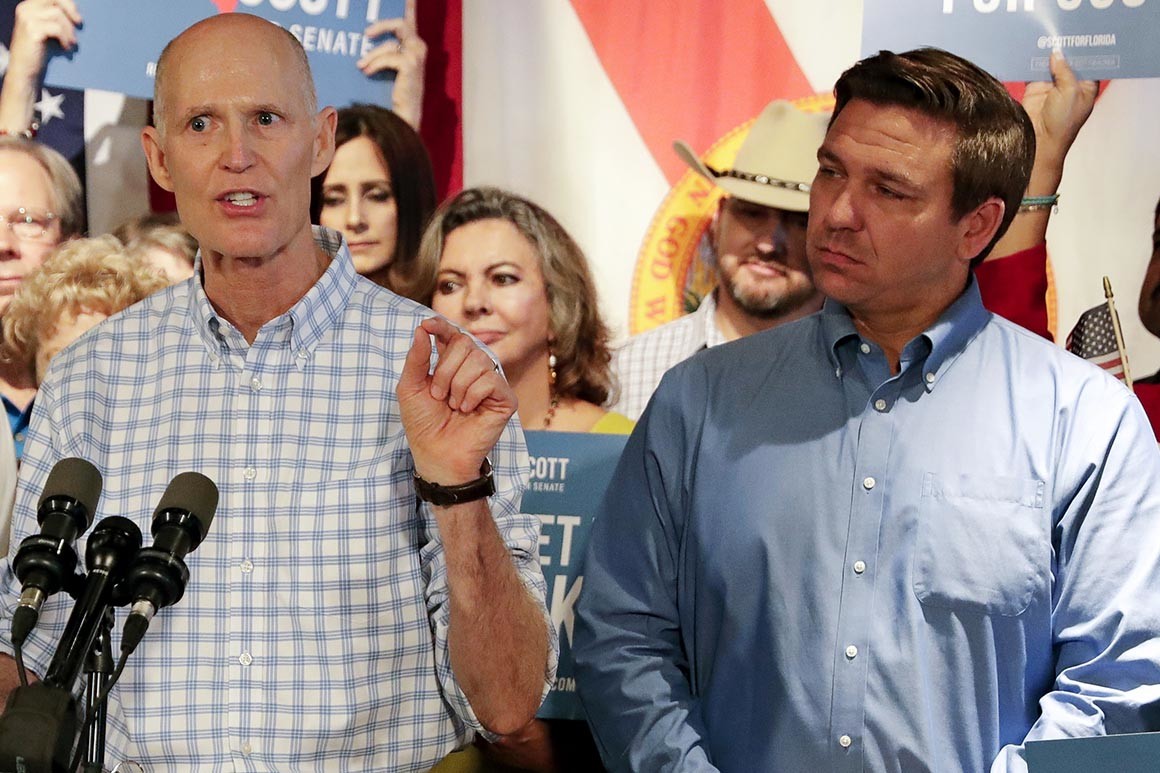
[862,0,1159,81]
[523,430,629,720]
[42,0,403,108]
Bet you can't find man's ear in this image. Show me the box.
[957,197,1005,264]
[141,126,175,193]
[311,106,338,178]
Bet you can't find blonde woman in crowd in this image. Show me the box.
[3,235,168,381]
[0,235,167,551]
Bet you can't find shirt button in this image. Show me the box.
[845,644,858,660]
[13,432,24,442]
[925,372,936,384]
[240,559,254,574]
[874,398,887,411]
[839,734,853,748]
[863,476,876,490]
[853,560,866,575]
[296,349,309,360]
[241,741,252,755]
[239,651,253,666]
[250,376,262,391]
[243,466,257,481]
[859,343,871,354]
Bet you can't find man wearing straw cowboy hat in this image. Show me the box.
[610,101,829,419]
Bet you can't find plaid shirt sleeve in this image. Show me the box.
[609,294,719,421]
[420,416,558,741]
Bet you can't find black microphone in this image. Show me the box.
[11,458,103,647]
[118,472,218,655]
[42,516,142,690]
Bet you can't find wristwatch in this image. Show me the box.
[413,458,495,506]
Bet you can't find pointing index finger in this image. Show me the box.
[419,316,464,347]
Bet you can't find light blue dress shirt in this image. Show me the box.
[574,280,1160,773]
[1,228,555,771]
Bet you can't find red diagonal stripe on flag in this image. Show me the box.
[570,0,814,184]
[1091,352,1124,377]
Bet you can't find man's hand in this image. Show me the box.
[398,317,516,487]
[9,0,80,70]
[1021,50,1098,191]
[0,0,81,134]
[983,50,1098,264]
[357,0,427,130]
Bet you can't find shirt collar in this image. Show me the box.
[189,225,357,358]
[822,277,989,389]
[701,292,728,349]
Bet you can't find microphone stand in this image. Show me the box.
[79,608,115,773]
[0,566,111,773]
[38,516,140,772]
[0,587,119,773]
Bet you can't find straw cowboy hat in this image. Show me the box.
[673,100,830,214]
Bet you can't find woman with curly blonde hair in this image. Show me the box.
[3,234,168,382]
[415,187,630,435]
[0,234,167,553]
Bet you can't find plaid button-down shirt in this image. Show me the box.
[609,292,727,421]
[2,227,553,771]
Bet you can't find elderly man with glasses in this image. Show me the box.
[0,136,83,556]
[0,138,83,485]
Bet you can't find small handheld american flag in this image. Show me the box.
[1066,276,1133,389]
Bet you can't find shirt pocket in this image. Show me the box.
[912,472,1048,617]
[281,466,424,628]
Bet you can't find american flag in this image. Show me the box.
[1066,300,1128,381]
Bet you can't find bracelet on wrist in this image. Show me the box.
[0,122,39,140]
[413,458,495,507]
[1018,194,1059,214]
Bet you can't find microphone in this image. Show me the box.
[42,516,142,690]
[11,458,103,647]
[118,472,218,655]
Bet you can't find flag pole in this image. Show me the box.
[1103,276,1134,391]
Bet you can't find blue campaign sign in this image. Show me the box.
[862,0,1159,81]
[523,430,629,721]
[42,0,403,108]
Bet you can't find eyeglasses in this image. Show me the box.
[0,208,60,241]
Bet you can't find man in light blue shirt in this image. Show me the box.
[573,48,1160,773]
